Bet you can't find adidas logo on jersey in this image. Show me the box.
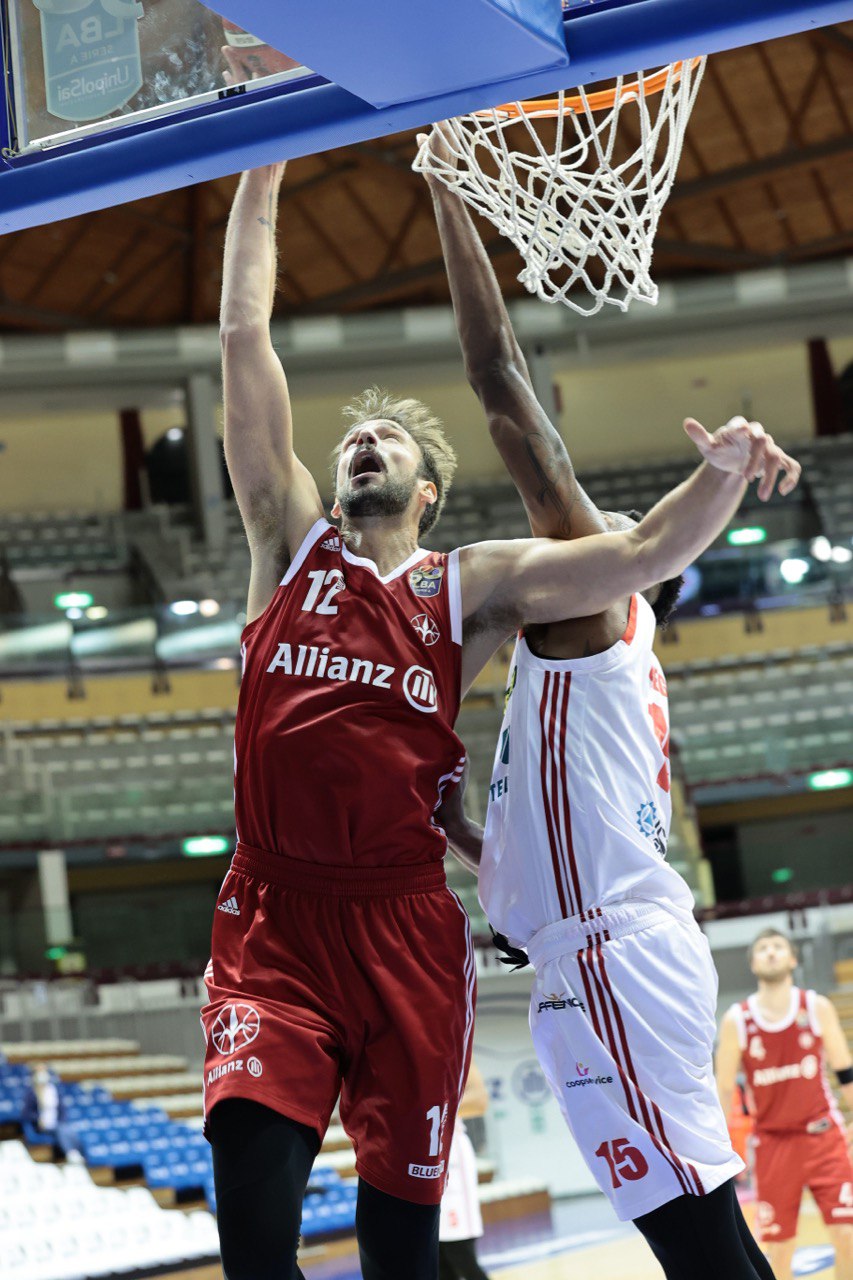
[321,535,341,552]
[217,896,240,916]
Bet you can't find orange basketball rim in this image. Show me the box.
[481,57,704,119]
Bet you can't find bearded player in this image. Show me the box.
[420,125,802,1280]
[204,158,800,1280]
[717,929,853,1280]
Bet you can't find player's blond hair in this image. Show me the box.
[333,387,457,536]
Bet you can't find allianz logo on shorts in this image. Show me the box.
[211,1003,261,1057]
[265,643,438,713]
[752,1054,818,1086]
[566,1061,613,1090]
[207,1056,263,1086]
[537,991,585,1013]
[409,1162,445,1179]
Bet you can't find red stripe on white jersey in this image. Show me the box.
[555,674,584,915]
[589,935,704,1197]
[538,672,571,918]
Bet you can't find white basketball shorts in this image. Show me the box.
[527,900,743,1221]
[439,1119,483,1242]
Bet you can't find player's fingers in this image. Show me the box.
[758,448,781,501]
[746,424,768,481]
[683,417,712,449]
[777,453,802,496]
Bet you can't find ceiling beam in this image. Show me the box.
[0,299,89,331]
[670,134,853,204]
[812,24,853,61]
[654,239,772,269]
[301,237,515,312]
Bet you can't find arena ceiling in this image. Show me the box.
[0,23,852,334]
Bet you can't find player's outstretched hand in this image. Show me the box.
[684,416,801,501]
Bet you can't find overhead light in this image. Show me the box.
[771,868,794,884]
[811,536,832,562]
[807,768,852,791]
[727,527,766,547]
[779,557,810,585]
[86,606,108,621]
[170,600,199,617]
[182,835,231,857]
[166,427,184,442]
[55,591,93,609]
[199,598,220,618]
[831,545,852,564]
[65,608,83,620]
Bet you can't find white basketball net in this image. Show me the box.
[414,59,707,316]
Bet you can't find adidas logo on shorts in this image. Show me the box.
[217,896,240,916]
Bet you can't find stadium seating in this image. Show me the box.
[0,1139,220,1278]
[2,434,851,612]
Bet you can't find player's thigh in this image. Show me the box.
[804,1126,853,1234]
[341,887,475,1206]
[202,872,344,1134]
[209,1098,321,1280]
[753,1134,804,1243]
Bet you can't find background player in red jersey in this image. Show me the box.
[717,929,853,1280]
[209,157,800,1280]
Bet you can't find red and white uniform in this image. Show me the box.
[202,518,475,1204]
[731,987,853,1241]
[479,596,742,1219]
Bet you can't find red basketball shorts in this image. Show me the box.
[200,843,476,1205]
[753,1120,853,1241]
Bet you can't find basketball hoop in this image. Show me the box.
[414,58,706,316]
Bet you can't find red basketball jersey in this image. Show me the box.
[234,518,466,866]
[733,987,843,1133]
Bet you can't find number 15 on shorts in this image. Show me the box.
[596,1138,649,1189]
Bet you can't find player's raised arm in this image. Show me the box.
[459,418,800,679]
[421,125,606,542]
[220,164,323,620]
[715,1009,744,1118]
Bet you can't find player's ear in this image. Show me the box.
[420,479,437,510]
[331,497,342,519]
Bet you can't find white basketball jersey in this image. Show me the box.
[479,594,694,948]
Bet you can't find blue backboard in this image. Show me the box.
[1,0,850,233]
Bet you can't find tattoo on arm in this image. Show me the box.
[523,432,577,538]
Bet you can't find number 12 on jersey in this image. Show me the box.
[301,569,344,615]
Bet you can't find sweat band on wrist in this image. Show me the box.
[836,1066,853,1086]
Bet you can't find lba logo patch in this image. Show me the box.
[211,1003,261,1057]
[403,665,438,713]
[411,614,440,646]
[410,564,444,598]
